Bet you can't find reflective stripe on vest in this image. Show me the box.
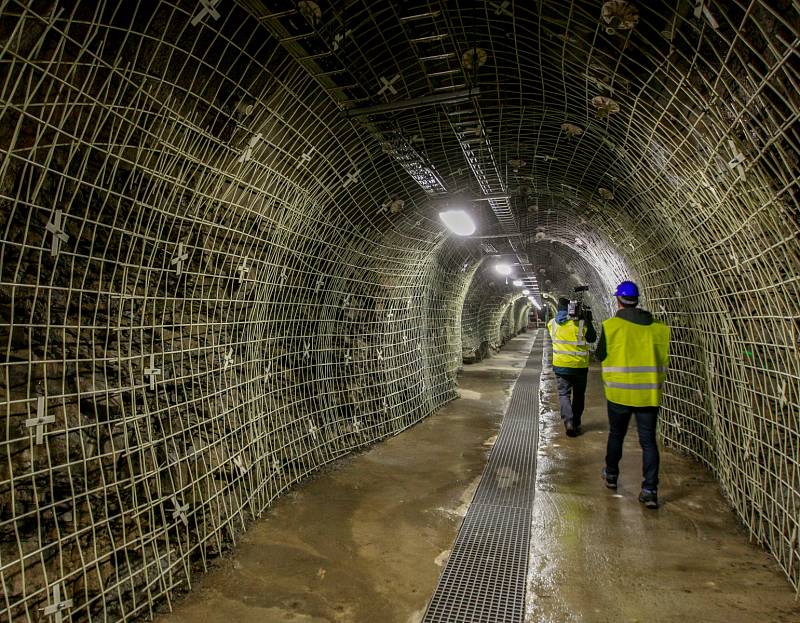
[600,316,671,407]
[604,381,663,390]
[548,318,590,369]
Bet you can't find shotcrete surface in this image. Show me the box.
[156,334,798,623]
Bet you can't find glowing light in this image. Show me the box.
[438,210,476,236]
[494,263,512,276]
[522,289,530,295]
[512,279,523,286]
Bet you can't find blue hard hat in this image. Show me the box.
[614,280,639,298]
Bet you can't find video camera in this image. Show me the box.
[567,285,592,322]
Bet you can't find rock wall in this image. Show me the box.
[1,0,799,616]
[0,3,525,620]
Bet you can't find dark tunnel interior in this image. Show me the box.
[0,0,798,620]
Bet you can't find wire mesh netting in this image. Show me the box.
[0,0,798,620]
[0,2,532,619]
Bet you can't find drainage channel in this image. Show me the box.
[422,332,543,623]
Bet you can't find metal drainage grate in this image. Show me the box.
[423,333,543,622]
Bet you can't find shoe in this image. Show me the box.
[602,468,618,489]
[565,420,577,437]
[639,489,659,509]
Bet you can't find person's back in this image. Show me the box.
[547,315,592,369]
[547,298,596,436]
[601,312,670,408]
[596,281,671,508]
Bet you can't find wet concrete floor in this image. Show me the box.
[528,355,799,622]
[156,334,537,623]
[157,332,799,623]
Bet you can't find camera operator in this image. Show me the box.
[547,296,597,437]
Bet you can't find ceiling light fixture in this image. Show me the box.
[512,279,523,287]
[494,263,512,276]
[522,289,530,295]
[439,209,476,236]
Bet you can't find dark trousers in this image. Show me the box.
[555,371,588,427]
[604,401,660,491]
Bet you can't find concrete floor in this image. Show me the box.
[528,356,799,622]
[156,333,799,623]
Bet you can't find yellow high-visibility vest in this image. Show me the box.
[601,317,671,407]
[547,318,590,369]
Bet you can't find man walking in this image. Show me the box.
[596,281,671,509]
[547,297,596,437]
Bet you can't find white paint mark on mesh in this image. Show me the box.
[45,209,68,256]
[191,0,222,26]
[693,0,719,29]
[727,139,747,181]
[342,168,360,188]
[144,354,161,390]
[237,133,262,163]
[171,497,190,527]
[332,29,352,51]
[377,74,400,97]
[490,1,512,17]
[42,582,72,623]
[307,418,318,441]
[171,242,189,275]
[237,259,250,283]
[26,397,55,445]
[296,147,315,168]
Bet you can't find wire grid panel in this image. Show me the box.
[0,3,526,621]
[461,266,532,363]
[432,1,799,592]
[423,333,542,623]
[0,0,799,617]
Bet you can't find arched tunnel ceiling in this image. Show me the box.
[0,1,798,619]
[248,0,798,299]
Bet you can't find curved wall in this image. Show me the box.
[0,1,798,620]
[497,3,799,593]
[0,4,502,620]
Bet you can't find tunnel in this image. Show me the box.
[0,0,798,621]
